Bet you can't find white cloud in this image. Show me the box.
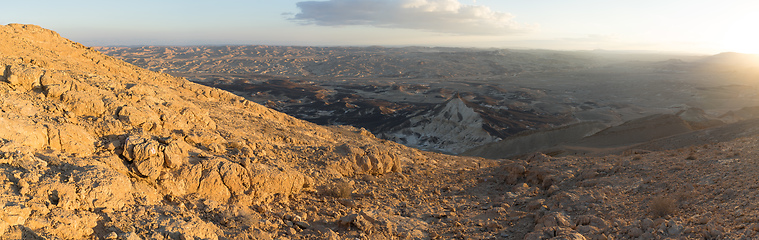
[291,0,533,35]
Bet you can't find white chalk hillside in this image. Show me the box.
[380,97,500,154]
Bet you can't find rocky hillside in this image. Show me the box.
[0,24,420,239]
[3,24,759,240]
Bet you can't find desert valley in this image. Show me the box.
[3,23,759,240]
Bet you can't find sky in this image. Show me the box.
[3,0,759,54]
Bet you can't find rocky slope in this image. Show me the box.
[0,24,418,239]
[3,24,759,240]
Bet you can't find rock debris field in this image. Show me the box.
[2,24,759,239]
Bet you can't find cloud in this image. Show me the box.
[291,0,533,35]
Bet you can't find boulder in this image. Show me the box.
[47,123,95,156]
[35,208,99,239]
[247,163,306,200]
[333,144,402,176]
[525,226,587,240]
[61,90,106,117]
[0,202,32,235]
[132,141,163,178]
[3,64,43,91]
[162,141,186,169]
[536,212,572,229]
[118,105,160,131]
[121,135,167,178]
[196,167,231,203]
[218,161,251,195]
[40,70,73,99]
[0,114,48,152]
[72,164,133,210]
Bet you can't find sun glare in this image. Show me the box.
[722,14,759,54]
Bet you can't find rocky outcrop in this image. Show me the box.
[47,123,96,156]
[3,63,42,91]
[332,143,402,176]
[0,113,48,152]
[381,97,500,154]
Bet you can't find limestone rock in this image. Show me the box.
[333,144,401,176]
[218,161,251,195]
[525,226,586,240]
[0,113,48,152]
[118,105,160,131]
[179,163,205,195]
[196,166,231,203]
[133,143,164,178]
[0,202,31,235]
[72,164,133,210]
[156,214,222,240]
[247,163,306,200]
[121,135,165,178]
[61,90,106,117]
[36,208,99,239]
[536,212,572,230]
[39,70,74,99]
[46,123,95,156]
[162,141,186,168]
[575,215,610,230]
[4,64,42,91]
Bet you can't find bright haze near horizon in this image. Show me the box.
[3,0,759,54]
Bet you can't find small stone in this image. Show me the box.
[288,227,298,235]
[121,231,142,240]
[106,232,119,239]
[324,229,340,240]
[339,199,358,208]
[526,199,547,211]
[339,214,357,225]
[653,218,666,228]
[749,223,759,231]
[295,221,310,229]
[513,183,529,192]
[547,185,560,195]
[668,224,684,236]
[106,142,117,151]
[504,192,518,198]
[362,174,377,182]
[641,218,654,229]
[628,227,643,238]
[640,232,654,239]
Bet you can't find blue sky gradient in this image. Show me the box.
[3,0,759,54]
